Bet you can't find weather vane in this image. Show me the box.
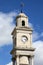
[20,2,24,13]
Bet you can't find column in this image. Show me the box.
[16,55,19,65]
[29,56,34,65]
[28,57,31,65]
[28,56,31,65]
[31,56,34,65]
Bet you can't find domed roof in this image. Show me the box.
[16,13,28,18]
[19,13,27,17]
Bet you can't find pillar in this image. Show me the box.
[31,56,34,65]
[16,55,19,65]
[28,56,30,65]
[29,56,34,65]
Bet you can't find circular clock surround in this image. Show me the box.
[21,35,28,43]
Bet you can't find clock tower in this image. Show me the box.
[10,12,35,65]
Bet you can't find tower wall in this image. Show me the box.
[10,12,35,65]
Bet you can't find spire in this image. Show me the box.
[20,2,24,13]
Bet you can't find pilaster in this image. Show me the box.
[16,55,19,65]
[29,56,34,65]
[31,56,34,65]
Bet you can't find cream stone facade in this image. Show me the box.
[10,12,35,65]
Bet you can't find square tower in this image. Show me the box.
[10,12,35,65]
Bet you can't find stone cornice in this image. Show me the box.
[11,27,33,35]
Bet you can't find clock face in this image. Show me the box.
[21,36,28,43]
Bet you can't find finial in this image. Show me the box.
[21,2,24,13]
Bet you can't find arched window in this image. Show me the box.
[22,20,25,26]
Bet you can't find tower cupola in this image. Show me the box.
[16,12,29,27]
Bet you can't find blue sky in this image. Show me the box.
[0,0,43,65]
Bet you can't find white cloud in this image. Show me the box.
[32,31,40,42]
[0,11,17,47]
[33,40,43,65]
[6,62,12,65]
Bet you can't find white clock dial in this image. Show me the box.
[21,36,28,43]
